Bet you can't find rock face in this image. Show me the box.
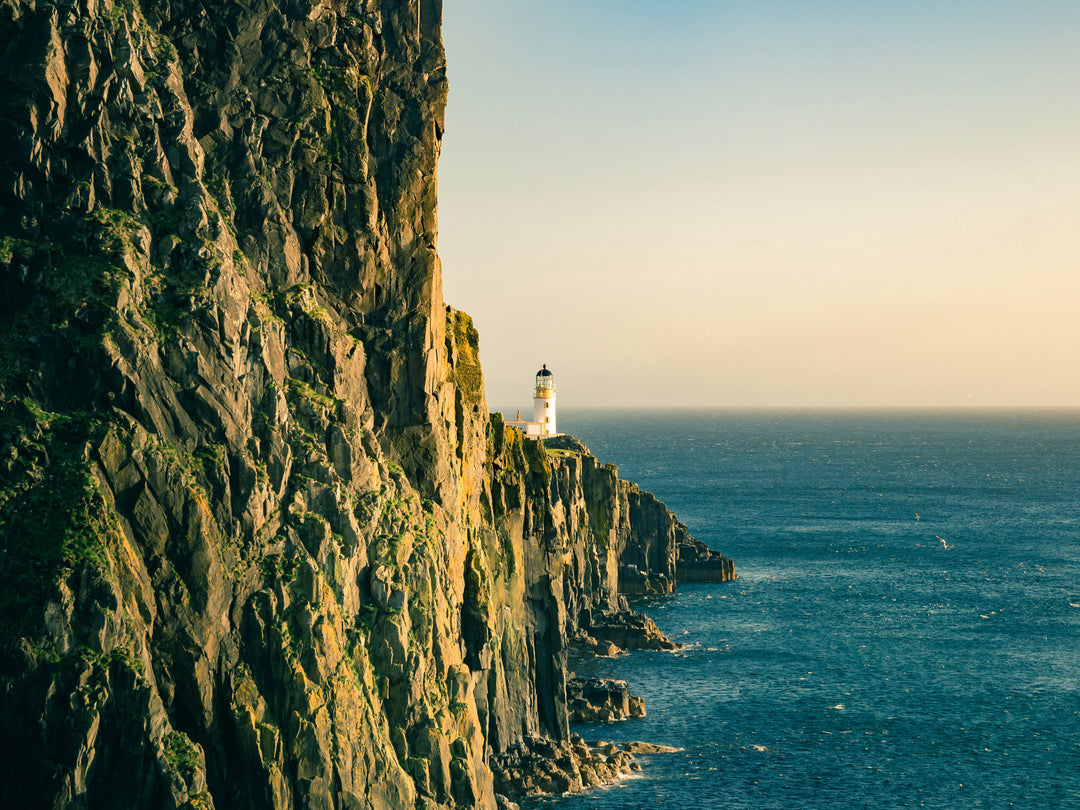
[0,1,734,808]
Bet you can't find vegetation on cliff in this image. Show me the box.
[0,0,733,807]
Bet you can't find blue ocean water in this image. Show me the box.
[527,409,1080,810]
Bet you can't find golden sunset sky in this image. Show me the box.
[438,1,1080,407]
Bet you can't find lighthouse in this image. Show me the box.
[533,364,557,436]
[504,365,560,437]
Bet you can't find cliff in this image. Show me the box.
[0,0,734,807]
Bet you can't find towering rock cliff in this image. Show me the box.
[0,0,734,807]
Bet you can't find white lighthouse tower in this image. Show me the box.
[533,364,557,436]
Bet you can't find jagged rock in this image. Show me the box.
[571,634,624,658]
[619,562,673,595]
[596,639,622,656]
[489,734,639,799]
[676,520,738,582]
[589,609,681,651]
[567,677,646,722]
[622,741,682,754]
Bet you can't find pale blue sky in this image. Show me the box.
[438,1,1080,408]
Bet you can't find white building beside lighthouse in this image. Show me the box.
[506,364,559,437]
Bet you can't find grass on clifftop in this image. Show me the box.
[544,447,578,459]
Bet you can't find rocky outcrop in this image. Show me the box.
[488,734,681,800]
[620,741,681,754]
[0,0,734,807]
[588,609,680,652]
[676,520,738,582]
[545,436,738,589]
[490,734,639,799]
[567,677,645,723]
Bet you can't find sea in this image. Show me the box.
[519,409,1080,810]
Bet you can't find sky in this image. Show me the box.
[437,1,1080,409]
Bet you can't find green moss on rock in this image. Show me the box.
[0,399,115,645]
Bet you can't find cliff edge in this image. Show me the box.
[0,0,734,807]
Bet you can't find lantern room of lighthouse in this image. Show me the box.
[533,364,557,435]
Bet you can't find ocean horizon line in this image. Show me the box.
[491,404,1080,414]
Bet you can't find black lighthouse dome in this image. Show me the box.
[535,364,555,393]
